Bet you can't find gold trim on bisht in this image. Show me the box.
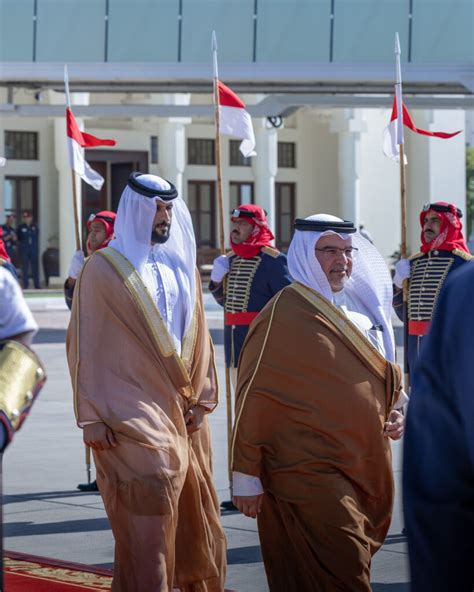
[0,340,46,441]
[97,247,195,386]
[291,282,387,380]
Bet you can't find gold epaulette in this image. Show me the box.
[452,248,474,261]
[261,246,280,258]
[226,250,234,257]
[408,252,424,261]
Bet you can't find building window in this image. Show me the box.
[229,182,254,212]
[229,140,251,167]
[275,182,296,250]
[278,141,296,168]
[150,136,158,164]
[188,139,215,165]
[4,131,38,160]
[187,181,216,247]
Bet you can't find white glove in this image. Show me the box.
[393,258,410,288]
[210,255,230,283]
[68,250,85,279]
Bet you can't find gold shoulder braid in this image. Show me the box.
[0,341,46,445]
[261,245,280,258]
[452,248,474,261]
[291,282,387,381]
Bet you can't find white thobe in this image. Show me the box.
[143,246,187,355]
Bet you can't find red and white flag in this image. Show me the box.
[218,81,256,158]
[383,97,462,162]
[66,107,116,190]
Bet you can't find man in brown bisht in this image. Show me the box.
[67,173,226,591]
[232,214,405,592]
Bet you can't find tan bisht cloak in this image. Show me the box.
[232,282,402,592]
[67,247,226,592]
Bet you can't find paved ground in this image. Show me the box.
[4,292,410,591]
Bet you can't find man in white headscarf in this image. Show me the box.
[66,173,226,592]
[231,214,404,591]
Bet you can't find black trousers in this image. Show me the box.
[21,250,40,289]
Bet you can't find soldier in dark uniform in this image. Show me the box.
[1,214,17,263]
[0,227,17,278]
[393,201,472,379]
[17,210,40,289]
[63,210,116,492]
[209,204,292,383]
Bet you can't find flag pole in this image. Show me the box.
[64,66,82,253]
[212,32,234,499]
[394,34,409,392]
[65,65,90,484]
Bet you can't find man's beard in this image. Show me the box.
[151,226,170,244]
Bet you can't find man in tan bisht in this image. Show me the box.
[232,214,406,592]
[67,173,226,592]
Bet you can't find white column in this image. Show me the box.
[158,121,187,198]
[330,110,366,226]
[252,118,278,234]
[158,94,191,199]
[406,108,466,252]
[53,92,89,279]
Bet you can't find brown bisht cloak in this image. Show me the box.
[232,282,402,592]
[67,247,226,592]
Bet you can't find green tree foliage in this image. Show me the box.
[467,147,474,244]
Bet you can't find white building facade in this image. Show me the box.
[0,0,472,283]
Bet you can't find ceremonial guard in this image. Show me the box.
[64,210,116,309]
[17,210,40,289]
[393,201,472,378]
[0,266,46,586]
[0,228,17,278]
[63,210,116,493]
[209,204,291,381]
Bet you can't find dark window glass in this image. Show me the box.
[278,141,296,168]
[188,139,215,165]
[229,140,252,167]
[276,182,296,250]
[187,181,216,247]
[229,182,254,212]
[5,131,39,160]
[150,136,158,164]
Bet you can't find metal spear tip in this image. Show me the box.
[394,32,401,55]
[212,30,217,52]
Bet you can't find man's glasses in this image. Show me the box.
[315,246,359,259]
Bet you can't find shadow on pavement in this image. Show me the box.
[227,545,262,565]
[5,517,110,537]
[383,533,407,545]
[4,490,100,505]
[209,329,223,345]
[35,329,67,344]
[372,584,410,591]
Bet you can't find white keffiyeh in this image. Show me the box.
[109,174,197,352]
[287,214,396,362]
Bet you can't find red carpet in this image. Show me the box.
[4,551,112,591]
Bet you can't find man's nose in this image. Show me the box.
[335,250,349,261]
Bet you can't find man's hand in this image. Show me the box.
[384,409,404,440]
[393,258,410,289]
[184,405,207,435]
[210,255,230,283]
[232,494,264,519]
[83,422,117,451]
